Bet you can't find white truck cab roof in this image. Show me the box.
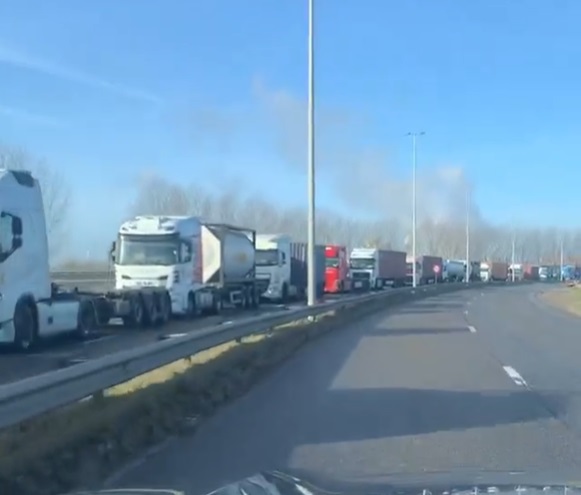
[119,215,202,236]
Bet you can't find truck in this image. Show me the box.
[349,248,407,290]
[508,263,524,281]
[523,264,539,280]
[0,169,174,351]
[443,259,465,282]
[480,261,508,282]
[406,255,443,285]
[255,234,325,302]
[113,217,261,315]
[324,245,351,293]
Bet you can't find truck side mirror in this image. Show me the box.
[12,237,22,250]
[109,241,116,262]
[11,217,22,236]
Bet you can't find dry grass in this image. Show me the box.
[540,286,581,317]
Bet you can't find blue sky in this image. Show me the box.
[0,0,580,258]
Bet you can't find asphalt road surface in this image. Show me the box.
[109,283,581,493]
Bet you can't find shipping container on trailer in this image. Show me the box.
[490,261,508,281]
[350,248,406,290]
[406,255,441,285]
[289,242,325,299]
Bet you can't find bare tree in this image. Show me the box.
[0,144,71,258]
[124,171,580,266]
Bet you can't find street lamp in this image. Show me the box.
[465,186,470,284]
[511,231,516,283]
[307,0,316,306]
[560,237,565,282]
[407,131,425,289]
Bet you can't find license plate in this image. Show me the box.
[354,281,362,288]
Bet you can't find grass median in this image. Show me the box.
[540,284,581,316]
[0,286,463,495]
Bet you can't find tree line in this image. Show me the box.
[0,145,575,269]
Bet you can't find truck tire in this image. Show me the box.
[13,300,37,351]
[76,300,97,340]
[122,294,146,328]
[281,284,289,304]
[186,292,197,318]
[251,288,260,309]
[155,292,171,325]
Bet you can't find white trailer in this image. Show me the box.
[113,216,260,316]
[0,169,173,351]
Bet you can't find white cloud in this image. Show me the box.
[0,104,64,127]
[0,42,163,105]
[251,77,481,225]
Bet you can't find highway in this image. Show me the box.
[0,285,348,385]
[107,283,581,493]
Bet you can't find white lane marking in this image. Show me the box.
[503,365,528,387]
[468,325,477,333]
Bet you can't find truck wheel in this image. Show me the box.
[76,300,97,340]
[123,294,145,328]
[281,284,289,304]
[186,292,197,318]
[243,288,250,309]
[251,288,260,309]
[14,300,37,351]
[156,292,171,325]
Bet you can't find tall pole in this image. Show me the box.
[511,231,516,283]
[559,237,565,282]
[408,131,424,289]
[465,186,470,284]
[307,0,316,306]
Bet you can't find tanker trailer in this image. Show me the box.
[201,222,260,309]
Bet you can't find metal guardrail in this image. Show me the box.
[0,282,485,430]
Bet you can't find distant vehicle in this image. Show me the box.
[481,261,508,282]
[349,248,406,291]
[443,259,465,282]
[406,255,443,285]
[255,235,325,302]
[324,245,351,293]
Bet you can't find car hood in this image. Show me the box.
[65,469,581,495]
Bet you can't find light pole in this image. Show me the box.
[465,186,470,284]
[306,0,316,306]
[559,237,565,282]
[407,131,425,289]
[511,231,516,283]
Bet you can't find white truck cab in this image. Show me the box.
[113,215,216,316]
[255,234,291,302]
[0,170,98,349]
[0,170,173,351]
[350,248,383,290]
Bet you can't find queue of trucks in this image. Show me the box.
[0,169,568,351]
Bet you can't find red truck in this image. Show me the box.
[324,245,351,293]
[523,264,540,281]
[406,255,443,285]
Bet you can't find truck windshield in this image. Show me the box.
[350,258,374,270]
[325,257,339,268]
[117,235,179,266]
[256,249,279,266]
